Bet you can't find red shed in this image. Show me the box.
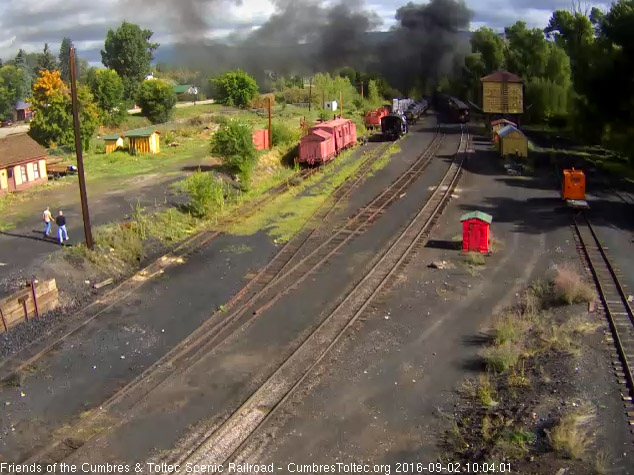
[299,129,336,165]
[252,129,270,151]
[460,211,493,253]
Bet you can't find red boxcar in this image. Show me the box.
[312,118,356,152]
[298,118,356,165]
[298,129,336,165]
[364,107,389,130]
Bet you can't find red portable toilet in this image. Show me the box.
[460,211,493,253]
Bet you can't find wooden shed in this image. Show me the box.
[481,70,523,115]
[103,133,124,154]
[461,211,493,254]
[490,118,517,138]
[497,125,528,158]
[125,129,161,155]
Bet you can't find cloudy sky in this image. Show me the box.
[0,0,612,63]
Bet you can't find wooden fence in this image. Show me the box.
[0,279,58,334]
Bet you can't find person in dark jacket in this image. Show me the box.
[55,211,69,244]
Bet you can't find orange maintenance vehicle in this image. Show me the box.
[562,168,586,200]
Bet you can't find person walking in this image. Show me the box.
[55,210,69,245]
[42,206,53,237]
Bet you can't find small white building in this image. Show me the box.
[324,100,338,111]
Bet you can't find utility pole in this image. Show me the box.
[308,78,312,112]
[340,91,343,118]
[268,96,272,150]
[360,81,364,100]
[69,46,93,249]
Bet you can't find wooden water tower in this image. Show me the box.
[481,70,524,125]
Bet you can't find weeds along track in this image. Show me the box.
[167,124,469,469]
[0,140,388,383]
[25,129,440,464]
[20,138,399,463]
[574,213,634,430]
[93,131,442,411]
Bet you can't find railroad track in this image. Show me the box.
[167,124,469,469]
[103,131,444,404]
[573,213,634,429]
[22,136,408,463]
[0,139,391,383]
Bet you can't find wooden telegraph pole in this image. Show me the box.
[69,46,93,249]
[308,78,312,112]
[360,81,364,99]
[268,96,273,150]
[340,91,343,118]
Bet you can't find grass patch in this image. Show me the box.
[492,313,527,345]
[179,170,226,218]
[547,409,595,460]
[463,252,486,267]
[477,374,497,408]
[369,142,402,174]
[552,263,594,305]
[221,244,252,254]
[481,341,523,372]
[228,147,369,242]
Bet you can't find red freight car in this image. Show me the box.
[298,118,357,165]
[364,106,389,130]
[312,118,357,152]
[298,129,336,165]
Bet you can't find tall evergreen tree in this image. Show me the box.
[36,43,58,75]
[59,37,73,82]
[14,49,32,98]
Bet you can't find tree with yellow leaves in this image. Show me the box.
[29,70,99,150]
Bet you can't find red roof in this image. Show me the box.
[480,70,523,83]
[305,129,332,141]
[314,118,352,128]
[491,119,517,126]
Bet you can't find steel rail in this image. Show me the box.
[172,125,468,469]
[574,213,634,405]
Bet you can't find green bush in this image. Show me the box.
[136,79,177,124]
[272,122,299,146]
[210,70,258,108]
[181,170,225,218]
[211,119,258,183]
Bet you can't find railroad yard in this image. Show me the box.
[0,110,632,475]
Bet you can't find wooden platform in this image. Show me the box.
[0,279,59,333]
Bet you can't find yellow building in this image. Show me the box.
[103,133,125,154]
[0,134,48,194]
[497,125,528,158]
[481,70,523,114]
[125,129,161,155]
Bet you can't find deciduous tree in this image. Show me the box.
[28,70,99,150]
[90,69,126,125]
[101,22,159,100]
[136,79,176,124]
[0,66,24,119]
[470,27,506,73]
[210,70,259,108]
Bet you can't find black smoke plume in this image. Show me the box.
[137,0,471,93]
[376,0,473,94]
